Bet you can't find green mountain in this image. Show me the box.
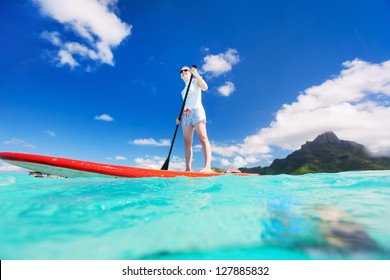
[240,132,390,175]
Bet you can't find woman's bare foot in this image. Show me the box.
[199,168,214,173]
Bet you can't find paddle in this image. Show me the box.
[161,65,197,170]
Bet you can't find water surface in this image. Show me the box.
[0,171,389,259]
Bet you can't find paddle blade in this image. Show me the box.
[161,158,170,170]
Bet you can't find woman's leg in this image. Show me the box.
[195,120,212,172]
[182,125,195,171]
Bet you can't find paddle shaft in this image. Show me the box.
[161,67,195,170]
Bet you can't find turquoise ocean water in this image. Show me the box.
[0,171,389,260]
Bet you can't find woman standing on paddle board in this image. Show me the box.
[176,66,213,172]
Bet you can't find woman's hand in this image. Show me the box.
[191,66,200,78]
[176,118,181,125]
[191,67,208,91]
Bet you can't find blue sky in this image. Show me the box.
[1,0,390,172]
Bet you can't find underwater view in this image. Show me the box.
[1,171,389,260]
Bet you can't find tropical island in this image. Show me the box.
[235,132,390,175]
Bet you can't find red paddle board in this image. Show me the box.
[0,152,258,178]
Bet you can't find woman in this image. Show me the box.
[176,66,213,172]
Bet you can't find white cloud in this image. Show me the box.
[115,155,127,160]
[212,143,272,168]
[0,163,23,173]
[94,114,114,122]
[201,49,240,98]
[4,138,37,149]
[134,155,185,170]
[130,138,170,147]
[211,59,390,166]
[217,81,236,97]
[58,49,79,68]
[35,0,131,69]
[193,144,202,152]
[201,48,240,76]
[40,30,61,46]
[43,130,56,137]
[4,138,25,145]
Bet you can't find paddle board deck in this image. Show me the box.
[0,152,259,178]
